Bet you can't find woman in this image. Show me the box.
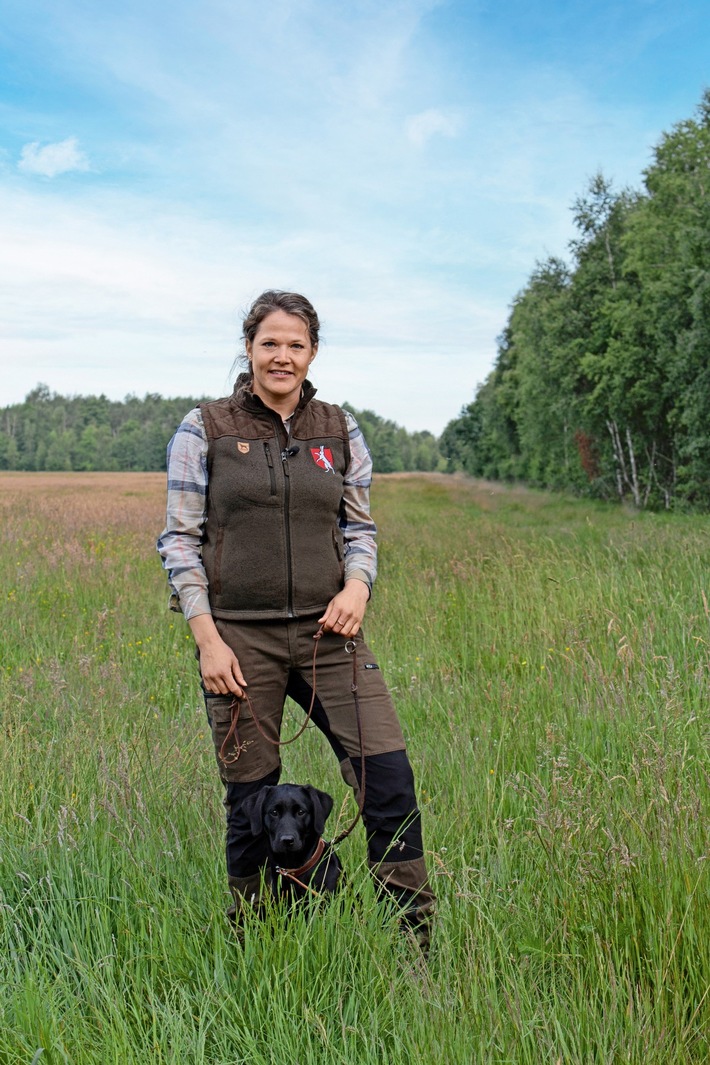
[157,290,434,948]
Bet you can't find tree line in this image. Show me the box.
[441,91,710,510]
[0,385,444,474]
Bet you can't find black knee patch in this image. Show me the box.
[224,769,281,877]
[350,750,424,864]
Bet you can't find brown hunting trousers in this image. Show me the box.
[201,616,435,937]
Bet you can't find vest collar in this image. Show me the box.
[231,373,317,415]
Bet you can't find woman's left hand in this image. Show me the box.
[319,579,370,638]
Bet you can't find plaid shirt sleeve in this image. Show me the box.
[157,406,379,617]
[156,407,211,619]
[340,411,378,592]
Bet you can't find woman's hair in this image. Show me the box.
[242,290,320,349]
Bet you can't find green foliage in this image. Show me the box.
[445,91,710,510]
[0,386,209,473]
[0,389,444,475]
[341,403,445,473]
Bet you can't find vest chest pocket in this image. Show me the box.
[263,442,277,496]
[219,440,281,507]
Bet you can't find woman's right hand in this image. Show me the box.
[188,614,247,697]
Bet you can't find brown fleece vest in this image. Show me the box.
[199,377,351,620]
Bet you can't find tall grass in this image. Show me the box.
[1,471,708,1063]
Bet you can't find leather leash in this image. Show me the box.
[331,638,366,845]
[219,626,324,763]
[219,625,366,846]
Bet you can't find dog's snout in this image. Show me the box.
[279,834,296,849]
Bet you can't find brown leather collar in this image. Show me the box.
[276,836,326,878]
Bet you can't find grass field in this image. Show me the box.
[1,470,708,1064]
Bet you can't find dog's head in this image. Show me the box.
[242,783,334,859]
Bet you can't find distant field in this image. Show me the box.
[1,471,708,1063]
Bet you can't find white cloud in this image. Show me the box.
[18,137,90,178]
[405,108,462,148]
[0,185,498,432]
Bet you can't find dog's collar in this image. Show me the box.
[275,836,327,878]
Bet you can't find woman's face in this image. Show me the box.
[246,309,316,414]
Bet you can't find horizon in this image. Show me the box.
[4,381,443,437]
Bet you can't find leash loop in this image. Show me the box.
[219,624,325,765]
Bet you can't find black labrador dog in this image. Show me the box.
[242,783,344,904]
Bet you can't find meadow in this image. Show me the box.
[1,470,708,1064]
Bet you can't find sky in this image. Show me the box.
[0,0,708,433]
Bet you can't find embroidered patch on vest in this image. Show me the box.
[311,446,335,473]
[237,442,250,454]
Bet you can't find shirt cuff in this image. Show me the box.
[170,591,213,620]
[344,569,372,595]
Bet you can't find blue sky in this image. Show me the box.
[1,0,708,433]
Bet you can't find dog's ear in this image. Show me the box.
[241,786,273,836]
[308,787,334,837]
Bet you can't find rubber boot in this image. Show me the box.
[369,856,436,955]
[227,871,266,928]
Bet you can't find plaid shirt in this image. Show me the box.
[157,406,377,619]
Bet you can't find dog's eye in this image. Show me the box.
[295,808,306,818]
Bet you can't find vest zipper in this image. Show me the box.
[275,419,295,616]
